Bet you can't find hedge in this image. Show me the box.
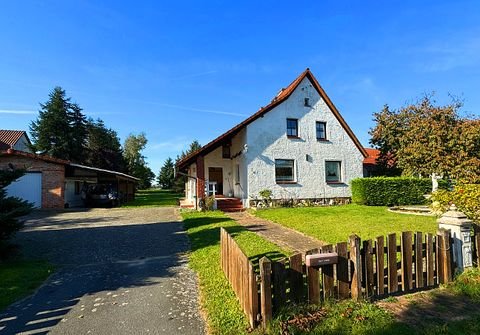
[351,177,432,206]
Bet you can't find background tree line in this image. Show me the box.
[29,87,155,188]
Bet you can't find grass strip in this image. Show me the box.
[182,210,288,335]
[0,260,54,311]
[122,189,182,207]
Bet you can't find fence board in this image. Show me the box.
[426,233,435,286]
[350,235,362,300]
[288,253,304,303]
[476,233,480,266]
[401,231,413,291]
[415,232,424,289]
[321,245,335,300]
[248,264,257,328]
[363,240,374,298]
[443,230,452,283]
[306,248,321,304]
[375,236,385,296]
[387,233,398,293]
[260,257,272,329]
[336,242,349,299]
[437,232,445,284]
[272,259,286,313]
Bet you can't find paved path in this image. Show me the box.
[226,211,325,255]
[0,207,205,335]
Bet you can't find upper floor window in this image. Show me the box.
[304,97,311,107]
[286,118,298,137]
[222,144,231,158]
[275,159,295,183]
[316,122,327,140]
[325,161,341,183]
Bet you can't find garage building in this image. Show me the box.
[0,149,138,209]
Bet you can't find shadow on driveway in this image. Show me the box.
[0,208,204,335]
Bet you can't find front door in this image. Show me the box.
[208,167,223,195]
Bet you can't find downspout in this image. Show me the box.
[175,169,198,210]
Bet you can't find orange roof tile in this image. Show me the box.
[363,148,380,165]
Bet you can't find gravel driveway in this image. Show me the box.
[0,207,205,335]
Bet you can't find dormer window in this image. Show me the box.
[304,98,310,107]
[222,143,231,158]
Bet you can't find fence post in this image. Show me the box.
[349,234,362,300]
[363,239,374,298]
[476,233,480,267]
[288,253,304,303]
[306,248,321,304]
[260,257,272,330]
[272,259,286,313]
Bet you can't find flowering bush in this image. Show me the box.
[430,184,480,222]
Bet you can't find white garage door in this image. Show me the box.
[5,172,42,208]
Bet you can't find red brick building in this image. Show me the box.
[0,149,137,209]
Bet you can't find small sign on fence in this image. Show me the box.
[305,252,338,267]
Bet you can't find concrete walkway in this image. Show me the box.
[226,211,325,255]
[0,207,205,335]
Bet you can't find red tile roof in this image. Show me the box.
[0,149,70,165]
[0,130,29,150]
[177,69,367,170]
[363,148,380,165]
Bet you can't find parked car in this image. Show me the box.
[82,184,119,208]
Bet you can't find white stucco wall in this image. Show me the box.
[245,77,364,201]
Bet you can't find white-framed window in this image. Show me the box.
[325,161,341,183]
[316,121,327,140]
[275,159,295,183]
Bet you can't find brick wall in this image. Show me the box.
[0,156,65,209]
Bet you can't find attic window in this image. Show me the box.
[222,144,231,159]
[304,98,310,107]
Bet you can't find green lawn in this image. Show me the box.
[254,204,438,244]
[182,210,288,335]
[122,189,183,207]
[0,260,54,311]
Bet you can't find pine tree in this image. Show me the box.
[84,118,126,172]
[158,157,175,189]
[30,87,73,159]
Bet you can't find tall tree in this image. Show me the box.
[29,87,87,162]
[123,133,154,189]
[0,168,33,249]
[158,157,175,189]
[370,95,480,182]
[84,118,126,172]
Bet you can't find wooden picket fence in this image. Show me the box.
[220,227,480,329]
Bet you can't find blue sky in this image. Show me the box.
[1,1,479,175]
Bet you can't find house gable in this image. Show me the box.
[177,69,366,171]
[245,75,365,199]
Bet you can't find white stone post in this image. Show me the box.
[437,205,473,273]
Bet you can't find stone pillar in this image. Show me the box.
[196,155,205,207]
[437,204,473,273]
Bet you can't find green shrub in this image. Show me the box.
[351,177,431,206]
[430,184,480,222]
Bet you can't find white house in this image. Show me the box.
[176,69,367,210]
